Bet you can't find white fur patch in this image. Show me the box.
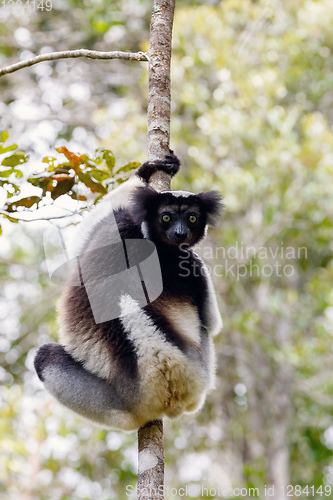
[162,189,194,197]
[67,174,145,259]
[58,328,117,383]
[119,294,208,421]
[141,221,150,239]
[163,302,201,345]
[201,262,223,337]
[103,174,146,210]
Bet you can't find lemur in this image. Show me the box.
[34,153,223,431]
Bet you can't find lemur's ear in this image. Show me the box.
[197,191,224,226]
[131,186,161,225]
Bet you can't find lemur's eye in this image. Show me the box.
[162,214,171,223]
[189,215,197,223]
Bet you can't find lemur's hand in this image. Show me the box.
[137,150,180,182]
[151,151,181,177]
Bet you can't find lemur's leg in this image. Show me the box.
[34,344,140,430]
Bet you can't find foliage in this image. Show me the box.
[0,133,138,228]
[27,146,138,200]
[169,0,333,493]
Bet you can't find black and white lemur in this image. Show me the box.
[34,153,223,431]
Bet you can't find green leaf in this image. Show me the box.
[70,192,87,202]
[80,154,97,169]
[78,172,108,195]
[2,213,19,223]
[28,175,45,187]
[52,167,72,175]
[0,144,18,154]
[2,153,28,167]
[102,149,116,172]
[114,161,140,174]
[0,169,15,178]
[0,131,9,143]
[112,175,128,186]
[42,156,57,163]
[6,196,41,212]
[89,169,111,182]
[0,180,20,196]
[0,168,23,179]
[42,156,58,171]
[50,178,75,200]
[28,176,53,196]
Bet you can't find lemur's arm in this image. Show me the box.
[201,264,223,337]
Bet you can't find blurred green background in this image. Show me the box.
[0,0,333,498]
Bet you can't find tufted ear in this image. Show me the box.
[197,191,224,226]
[131,186,161,225]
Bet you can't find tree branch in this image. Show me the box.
[0,49,148,77]
[0,209,81,222]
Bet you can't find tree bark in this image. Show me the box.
[137,1,176,499]
[138,420,164,500]
[0,49,148,77]
[147,0,176,192]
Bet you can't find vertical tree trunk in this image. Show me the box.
[137,1,176,499]
[147,0,176,191]
[138,420,164,500]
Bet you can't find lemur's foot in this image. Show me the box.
[137,151,180,182]
[150,151,181,177]
[34,343,80,382]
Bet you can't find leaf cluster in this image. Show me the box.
[0,132,139,232]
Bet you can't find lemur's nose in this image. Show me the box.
[173,220,188,241]
[175,233,187,241]
[174,229,187,241]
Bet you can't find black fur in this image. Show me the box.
[34,343,66,382]
[56,202,212,361]
[61,282,139,379]
[130,187,161,226]
[136,151,180,182]
[197,191,224,226]
[131,188,223,247]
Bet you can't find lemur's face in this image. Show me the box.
[157,203,203,247]
[132,187,223,248]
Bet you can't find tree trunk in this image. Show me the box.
[147,0,176,191]
[138,420,164,500]
[137,1,176,499]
